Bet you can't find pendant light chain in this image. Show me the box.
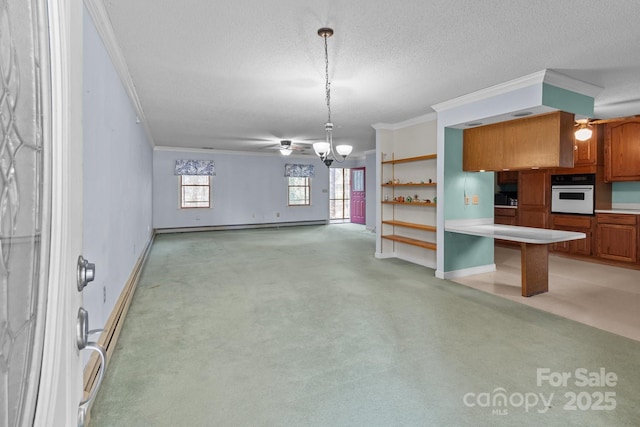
[324,33,332,125]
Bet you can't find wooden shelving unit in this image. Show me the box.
[381,183,436,187]
[382,154,437,164]
[380,153,437,252]
[382,220,436,233]
[382,201,436,206]
[381,235,437,250]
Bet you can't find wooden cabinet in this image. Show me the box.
[517,170,550,228]
[604,119,640,182]
[596,214,637,263]
[463,111,575,172]
[497,171,518,185]
[495,207,518,247]
[495,207,517,225]
[551,214,593,256]
[380,154,437,252]
[573,124,602,167]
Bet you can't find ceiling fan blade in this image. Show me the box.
[590,115,640,125]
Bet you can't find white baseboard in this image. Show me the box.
[156,220,328,233]
[375,251,396,259]
[442,263,496,280]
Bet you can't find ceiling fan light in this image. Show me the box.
[336,144,353,157]
[280,148,292,156]
[313,141,330,156]
[575,126,593,141]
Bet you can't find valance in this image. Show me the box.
[284,164,315,177]
[174,160,215,176]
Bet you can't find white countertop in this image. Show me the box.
[595,209,640,215]
[445,221,585,244]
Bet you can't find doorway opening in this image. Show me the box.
[330,168,350,221]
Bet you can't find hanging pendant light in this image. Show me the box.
[313,28,352,167]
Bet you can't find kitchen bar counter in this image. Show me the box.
[445,223,585,244]
[446,220,585,296]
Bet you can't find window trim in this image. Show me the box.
[180,175,211,209]
[287,176,311,206]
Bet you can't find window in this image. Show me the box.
[330,168,350,219]
[288,177,311,206]
[180,175,210,208]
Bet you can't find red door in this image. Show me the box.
[350,168,366,224]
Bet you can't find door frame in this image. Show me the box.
[34,1,84,426]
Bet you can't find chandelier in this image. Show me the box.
[313,28,352,167]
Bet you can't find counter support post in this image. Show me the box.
[521,242,549,297]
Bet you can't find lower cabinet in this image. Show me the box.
[596,214,637,263]
[495,207,518,246]
[551,214,593,256]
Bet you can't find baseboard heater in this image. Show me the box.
[155,219,328,234]
[82,232,155,422]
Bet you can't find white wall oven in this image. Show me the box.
[551,174,595,215]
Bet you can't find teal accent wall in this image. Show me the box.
[443,127,494,272]
[542,84,594,117]
[612,182,640,203]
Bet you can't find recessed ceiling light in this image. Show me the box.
[466,122,483,127]
[513,112,533,117]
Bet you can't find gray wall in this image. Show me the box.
[365,150,376,231]
[154,149,332,228]
[83,7,153,332]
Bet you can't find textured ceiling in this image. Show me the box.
[99,0,640,157]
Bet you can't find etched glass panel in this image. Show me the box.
[0,0,50,426]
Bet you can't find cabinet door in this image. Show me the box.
[574,134,597,166]
[497,171,518,184]
[597,224,637,263]
[605,120,640,181]
[518,170,549,228]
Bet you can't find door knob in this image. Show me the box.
[77,255,95,291]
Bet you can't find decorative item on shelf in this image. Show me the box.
[433,196,437,203]
[394,178,400,184]
[384,195,389,201]
[428,178,432,183]
[425,199,431,204]
[420,181,425,184]
[414,194,419,200]
[386,180,393,185]
[406,196,413,203]
[312,28,352,167]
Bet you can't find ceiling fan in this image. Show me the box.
[574,115,640,141]
[263,140,313,156]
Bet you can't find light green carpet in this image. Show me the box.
[90,224,640,426]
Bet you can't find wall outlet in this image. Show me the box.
[472,195,479,205]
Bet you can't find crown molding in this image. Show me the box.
[372,112,437,130]
[432,70,547,112]
[543,70,602,97]
[84,0,155,146]
[431,69,602,113]
[154,145,321,159]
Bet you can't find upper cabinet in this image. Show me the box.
[604,119,640,182]
[463,111,575,172]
